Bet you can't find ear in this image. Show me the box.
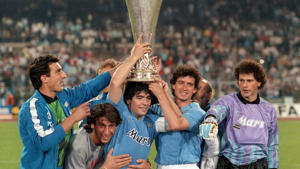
[172,84,175,91]
[91,123,95,130]
[192,87,197,94]
[40,75,48,84]
[257,82,261,88]
[125,99,131,105]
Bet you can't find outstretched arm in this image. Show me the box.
[109,35,151,104]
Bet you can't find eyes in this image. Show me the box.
[97,123,116,129]
[136,96,151,100]
[176,80,194,87]
[239,79,254,83]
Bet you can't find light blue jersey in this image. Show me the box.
[149,102,205,165]
[105,95,160,169]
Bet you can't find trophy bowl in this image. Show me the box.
[126,0,163,82]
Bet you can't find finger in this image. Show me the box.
[114,154,131,159]
[107,148,114,157]
[136,34,143,44]
[136,159,145,163]
[127,164,140,169]
[117,159,132,168]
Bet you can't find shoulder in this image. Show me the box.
[213,93,237,106]
[259,97,276,112]
[70,128,91,151]
[19,93,46,117]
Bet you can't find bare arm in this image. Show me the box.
[149,78,189,131]
[109,35,151,104]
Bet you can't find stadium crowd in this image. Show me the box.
[1,0,300,107]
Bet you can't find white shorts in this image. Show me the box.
[157,163,199,169]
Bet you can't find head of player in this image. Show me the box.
[84,103,122,145]
[193,79,213,110]
[29,55,67,98]
[170,64,201,108]
[123,82,153,120]
[97,59,119,93]
[234,59,266,102]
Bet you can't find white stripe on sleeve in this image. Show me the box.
[30,98,54,137]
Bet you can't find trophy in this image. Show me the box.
[126,0,163,81]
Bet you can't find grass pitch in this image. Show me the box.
[0,120,299,169]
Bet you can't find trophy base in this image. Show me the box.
[127,70,158,82]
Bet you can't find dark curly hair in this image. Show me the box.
[84,103,122,133]
[234,59,267,90]
[124,82,154,104]
[170,64,201,97]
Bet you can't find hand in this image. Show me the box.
[130,34,151,61]
[160,78,170,95]
[153,56,162,73]
[101,148,132,169]
[199,117,218,139]
[127,159,151,169]
[148,77,165,98]
[71,102,91,122]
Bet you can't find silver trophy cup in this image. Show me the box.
[126,0,163,81]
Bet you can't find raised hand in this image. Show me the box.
[71,102,91,122]
[130,34,151,61]
[101,148,132,169]
[148,77,165,98]
[153,56,162,73]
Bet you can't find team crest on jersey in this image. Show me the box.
[127,129,151,146]
[64,101,69,108]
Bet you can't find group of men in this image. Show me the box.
[18,35,279,169]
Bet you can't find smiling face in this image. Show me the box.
[238,73,261,102]
[172,76,197,105]
[91,117,117,145]
[126,91,151,120]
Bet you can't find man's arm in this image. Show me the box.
[109,34,151,104]
[149,78,190,131]
[267,107,279,169]
[61,102,90,134]
[199,98,230,139]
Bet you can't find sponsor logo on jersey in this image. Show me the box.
[127,129,151,146]
[237,115,264,128]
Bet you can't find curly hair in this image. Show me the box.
[84,103,122,133]
[234,59,267,89]
[170,64,201,97]
[123,82,154,103]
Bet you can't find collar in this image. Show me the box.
[39,91,58,104]
[202,103,211,112]
[237,92,260,104]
